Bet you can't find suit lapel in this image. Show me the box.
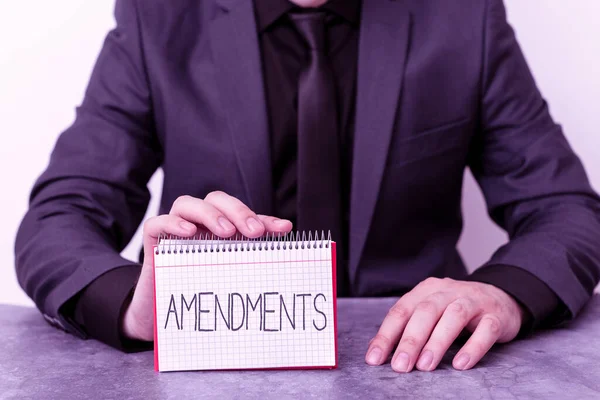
[350,0,412,280]
[210,0,273,214]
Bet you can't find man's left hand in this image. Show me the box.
[365,277,526,372]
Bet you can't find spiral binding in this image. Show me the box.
[155,230,332,255]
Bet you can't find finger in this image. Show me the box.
[416,298,477,371]
[203,191,265,238]
[170,195,238,238]
[130,214,197,342]
[141,214,198,265]
[143,214,197,245]
[453,314,502,371]
[365,292,419,367]
[391,292,451,373]
[257,215,293,233]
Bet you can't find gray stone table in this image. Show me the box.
[2,296,600,400]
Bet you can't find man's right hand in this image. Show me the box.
[121,191,293,341]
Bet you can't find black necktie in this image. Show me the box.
[290,11,349,296]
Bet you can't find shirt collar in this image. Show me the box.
[254,0,361,31]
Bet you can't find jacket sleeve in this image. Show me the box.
[468,264,559,334]
[467,0,600,323]
[14,0,160,337]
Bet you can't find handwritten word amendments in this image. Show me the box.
[163,292,329,332]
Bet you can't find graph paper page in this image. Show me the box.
[154,240,336,372]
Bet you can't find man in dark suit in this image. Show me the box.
[15,0,600,373]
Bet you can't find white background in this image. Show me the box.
[1,1,599,306]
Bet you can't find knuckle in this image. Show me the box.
[400,336,419,348]
[370,333,392,348]
[387,303,411,320]
[469,283,485,297]
[422,277,440,287]
[483,316,502,335]
[427,291,447,304]
[490,298,503,314]
[416,300,437,314]
[447,301,468,322]
[172,195,192,210]
[205,190,226,202]
[142,218,155,233]
[234,203,252,216]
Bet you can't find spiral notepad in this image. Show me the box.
[153,232,338,372]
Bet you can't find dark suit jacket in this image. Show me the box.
[15,0,600,336]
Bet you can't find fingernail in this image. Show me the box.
[274,219,291,226]
[217,217,234,231]
[179,221,195,232]
[393,352,410,372]
[366,347,382,365]
[454,353,470,370]
[246,217,263,233]
[417,350,433,371]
